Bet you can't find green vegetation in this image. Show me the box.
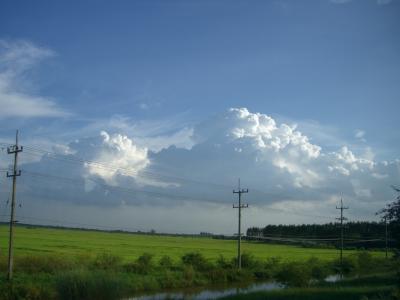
[247,221,398,249]
[0,225,387,262]
[0,225,395,300]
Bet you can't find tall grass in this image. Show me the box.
[0,250,395,300]
[55,270,128,300]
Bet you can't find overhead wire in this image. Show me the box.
[0,142,388,239]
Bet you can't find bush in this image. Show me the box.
[124,253,154,274]
[208,268,228,283]
[276,262,312,287]
[265,257,282,273]
[226,269,254,282]
[216,255,233,269]
[14,255,75,274]
[240,252,259,269]
[157,270,181,288]
[253,269,272,280]
[92,253,122,270]
[159,255,173,268]
[356,251,375,274]
[307,257,330,281]
[181,252,211,271]
[137,253,153,267]
[331,256,358,276]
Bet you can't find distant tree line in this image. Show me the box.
[246,221,398,249]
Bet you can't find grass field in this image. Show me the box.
[0,224,395,300]
[0,224,385,262]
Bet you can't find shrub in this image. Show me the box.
[14,255,76,274]
[159,255,173,268]
[253,269,272,280]
[137,253,154,267]
[136,253,154,274]
[226,269,254,282]
[356,251,374,274]
[216,255,232,269]
[158,270,181,288]
[181,252,211,271]
[208,268,228,283]
[240,252,259,269]
[92,253,122,270]
[265,257,282,273]
[276,262,312,287]
[124,253,154,274]
[331,256,358,276]
[307,257,330,281]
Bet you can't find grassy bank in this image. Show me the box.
[0,249,396,300]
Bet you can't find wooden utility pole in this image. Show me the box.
[384,216,388,259]
[6,130,22,281]
[336,198,348,278]
[233,179,248,269]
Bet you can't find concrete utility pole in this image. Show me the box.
[233,178,248,269]
[6,130,22,281]
[384,216,388,259]
[336,198,348,278]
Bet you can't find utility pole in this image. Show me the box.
[336,198,348,278]
[6,130,22,281]
[384,216,388,259]
[233,178,248,270]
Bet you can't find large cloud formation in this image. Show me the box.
[151,108,399,210]
[2,107,399,232]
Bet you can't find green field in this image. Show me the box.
[0,225,385,262]
[0,225,395,300]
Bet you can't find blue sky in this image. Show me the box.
[0,0,399,233]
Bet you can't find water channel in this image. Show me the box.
[126,281,284,300]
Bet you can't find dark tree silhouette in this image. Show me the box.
[377,185,400,248]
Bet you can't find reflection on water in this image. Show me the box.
[127,282,283,300]
[325,274,341,282]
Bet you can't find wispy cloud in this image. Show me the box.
[330,0,393,5]
[0,39,70,119]
[354,129,366,142]
[330,0,352,4]
[377,0,392,5]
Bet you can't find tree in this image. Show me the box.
[377,185,400,248]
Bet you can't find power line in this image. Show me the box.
[9,143,283,200]
[21,170,224,204]
[8,168,338,221]
[20,146,233,190]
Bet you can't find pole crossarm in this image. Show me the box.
[6,170,21,178]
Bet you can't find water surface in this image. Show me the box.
[127,281,283,300]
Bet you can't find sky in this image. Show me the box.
[0,0,399,234]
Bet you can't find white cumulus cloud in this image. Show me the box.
[85,131,149,185]
[7,107,400,229]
